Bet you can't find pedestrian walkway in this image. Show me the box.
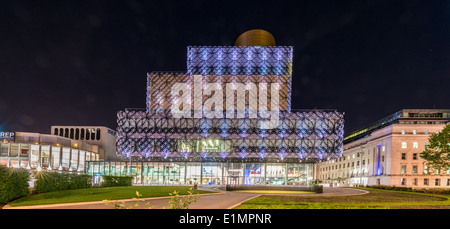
[3,187,369,209]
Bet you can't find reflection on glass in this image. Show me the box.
[78,150,85,171]
[62,148,70,170]
[30,145,40,169]
[70,149,79,171]
[41,146,50,168]
[52,146,60,169]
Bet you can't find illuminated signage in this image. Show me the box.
[0,132,14,141]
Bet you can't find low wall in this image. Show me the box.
[225,185,323,193]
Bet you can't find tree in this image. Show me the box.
[420,124,450,174]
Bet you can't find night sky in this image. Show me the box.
[1,0,449,135]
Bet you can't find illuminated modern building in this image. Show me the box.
[86,30,344,185]
[0,132,100,172]
[50,126,118,160]
[315,109,450,188]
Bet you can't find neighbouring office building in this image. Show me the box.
[50,126,118,160]
[85,30,344,186]
[315,109,450,189]
[0,131,100,172]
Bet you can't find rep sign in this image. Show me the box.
[0,132,15,141]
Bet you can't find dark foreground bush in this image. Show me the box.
[34,171,92,193]
[0,165,30,204]
[101,176,133,187]
[367,185,416,192]
[423,188,450,194]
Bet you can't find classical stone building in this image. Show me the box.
[315,109,450,188]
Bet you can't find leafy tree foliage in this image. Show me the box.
[420,124,450,174]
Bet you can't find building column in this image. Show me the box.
[200,162,203,185]
[6,143,11,167]
[17,144,22,168]
[26,144,31,170]
[285,163,288,185]
[264,164,267,185]
[37,145,42,171]
[68,148,72,172]
[141,161,144,185]
[48,146,53,170]
[221,163,224,186]
[184,162,187,185]
[58,146,63,171]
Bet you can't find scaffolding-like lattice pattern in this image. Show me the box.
[116,110,344,162]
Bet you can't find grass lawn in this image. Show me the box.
[234,188,450,209]
[8,186,215,207]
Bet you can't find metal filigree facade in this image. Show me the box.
[117,45,344,163]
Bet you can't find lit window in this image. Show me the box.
[382,146,385,152]
[424,130,429,134]
[401,130,406,134]
[424,166,429,174]
[401,142,407,148]
[413,142,418,149]
[412,130,417,135]
[401,178,406,186]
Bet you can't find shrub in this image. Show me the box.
[0,165,30,204]
[34,171,92,193]
[101,176,133,187]
[423,188,450,195]
[367,185,415,192]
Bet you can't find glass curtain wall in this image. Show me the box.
[19,144,29,168]
[85,162,313,186]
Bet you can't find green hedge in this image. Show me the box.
[0,165,30,204]
[423,189,450,194]
[101,176,133,187]
[368,185,416,192]
[367,185,450,194]
[34,171,92,193]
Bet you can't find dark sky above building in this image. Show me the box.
[1,0,449,135]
